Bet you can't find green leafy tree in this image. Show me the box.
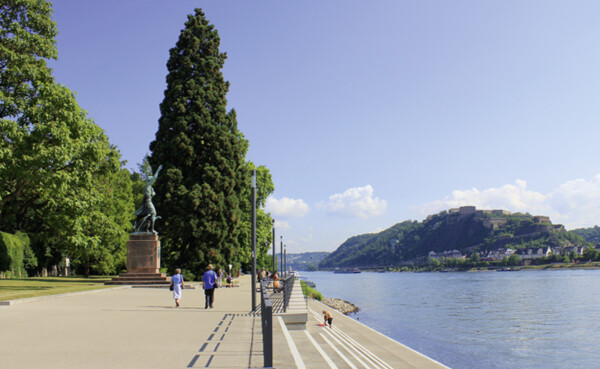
[149,9,250,278]
[569,250,578,261]
[583,247,599,261]
[0,0,133,276]
[235,164,275,272]
[428,257,441,269]
[507,254,521,266]
[0,0,57,119]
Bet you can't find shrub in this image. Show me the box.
[182,269,196,282]
[300,280,322,301]
[0,232,35,278]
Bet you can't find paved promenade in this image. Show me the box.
[0,275,450,369]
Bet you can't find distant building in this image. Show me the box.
[517,247,553,260]
[533,216,551,224]
[428,250,466,260]
[459,206,476,214]
[562,246,584,256]
[481,248,515,261]
[483,218,508,230]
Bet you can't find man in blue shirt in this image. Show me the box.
[202,264,218,309]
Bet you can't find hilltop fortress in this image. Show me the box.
[441,206,564,231]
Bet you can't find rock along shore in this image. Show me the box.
[322,297,359,315]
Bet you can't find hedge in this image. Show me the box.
[0,232,33,278]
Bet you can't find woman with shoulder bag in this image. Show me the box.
[171,268,185,307]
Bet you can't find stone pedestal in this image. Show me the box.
[105,233,170,286]
[126,233,160,273]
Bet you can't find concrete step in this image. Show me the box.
[274,278,309,330]
[105,272,170,285]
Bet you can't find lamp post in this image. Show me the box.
[251,170,257,312]
[280,236,283,275]
[272,219,276,273]
[284,244,287,278]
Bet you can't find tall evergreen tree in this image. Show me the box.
[149,9,249,278]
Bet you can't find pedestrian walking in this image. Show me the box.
[202,264,218,309]
[258,268,266,285]
[216,268,223,288]
[171,268,184,307]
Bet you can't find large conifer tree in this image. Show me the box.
[149,9,249,277]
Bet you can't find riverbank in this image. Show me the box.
[322,296,359,314]
[355,260,600,273]
[445,262,600,273]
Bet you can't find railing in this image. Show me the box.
[282,275,295,312]
[260,281,273,368]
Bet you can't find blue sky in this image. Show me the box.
[49,0,600,253]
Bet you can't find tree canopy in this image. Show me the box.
[149,9,274,279]
[0,0,134,276]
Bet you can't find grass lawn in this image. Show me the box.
[0,276,114,302]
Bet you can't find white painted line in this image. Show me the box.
[320,333,358,369]
[323,327,372,368]
[304,330,338,369]
[277,316,306,369]
[334,327,394,369]
[310,307,389,369]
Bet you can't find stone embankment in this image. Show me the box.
[322,297,359,314]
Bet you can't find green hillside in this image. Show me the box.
[319,207,588,268]
[286,252,330,271]
[571,226,600,244]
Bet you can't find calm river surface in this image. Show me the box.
[301,270,600,369]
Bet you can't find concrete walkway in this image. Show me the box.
[0,275,450,369]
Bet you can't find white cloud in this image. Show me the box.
[319,185,387,219]
[299,234,313,244]
[416,175,600,229]
[274,220,290,230]
[266,197,309,218]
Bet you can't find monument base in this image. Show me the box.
[105,233,170,286]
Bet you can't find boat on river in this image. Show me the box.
[333,267,361,274]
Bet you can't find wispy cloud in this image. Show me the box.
[266,197,309,218]
[319,185,387,219]
[416,175,600,229]
[274,220,291,230]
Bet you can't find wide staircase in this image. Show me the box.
[105,272,170,286]
[268,277,308,330]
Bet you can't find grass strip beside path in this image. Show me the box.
[300,279,322,301]
[0,276,113,302]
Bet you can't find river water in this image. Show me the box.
[301,269,600,369]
